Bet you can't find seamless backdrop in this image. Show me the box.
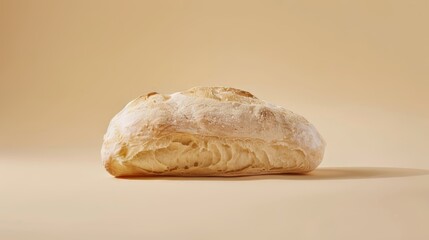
[1,0,428,168]
[1,1,428,240]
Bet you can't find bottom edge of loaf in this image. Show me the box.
[105,157,317,178]
[103,133,323,177]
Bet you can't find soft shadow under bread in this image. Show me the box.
[117,167,429,181]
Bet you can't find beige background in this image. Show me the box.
[1,0,428,239]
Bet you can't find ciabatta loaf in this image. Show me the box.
[101,87,325,177]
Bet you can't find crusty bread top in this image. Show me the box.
[182,86,260,104]
[101,87,325,165]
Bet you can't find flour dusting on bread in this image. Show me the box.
[101,87,325,177]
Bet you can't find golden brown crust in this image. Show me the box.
[101,87,326,177]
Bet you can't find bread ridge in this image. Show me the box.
[101,86,326,177]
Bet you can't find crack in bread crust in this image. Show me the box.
[105,134,319,177]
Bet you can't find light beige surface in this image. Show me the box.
[1,153,429,240]
[1,0,428,239]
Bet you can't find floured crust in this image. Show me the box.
[101,87,326,177]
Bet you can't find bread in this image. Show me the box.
[101,87,326,177]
